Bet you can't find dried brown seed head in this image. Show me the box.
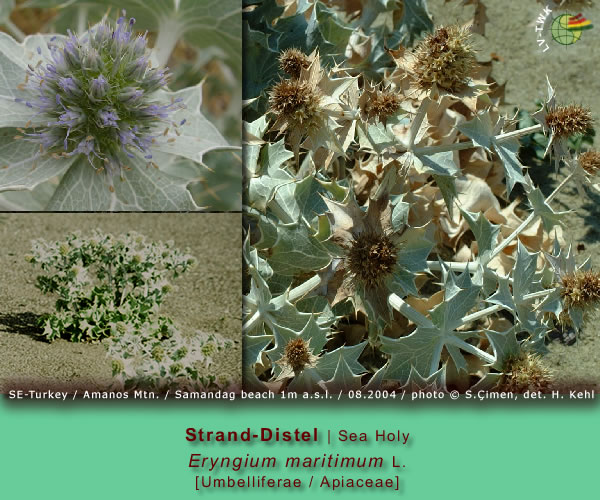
[346,232,398,289]
[279,48,310,79]
[268,79,321,127]
[579,151,600,176]
[545,105,592,138]
[561,270,600,310]
[283,338,311,373]
[411,25,477,93]
[364,88,402,121]
[499,353,552,393]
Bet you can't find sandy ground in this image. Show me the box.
[0,213,241,392]
[429,0,600,390]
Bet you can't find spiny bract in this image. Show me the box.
[16,13,184,181]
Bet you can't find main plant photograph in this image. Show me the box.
[242,0,600,393]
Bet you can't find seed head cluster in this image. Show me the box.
[268,79,321,128]
[363,88,402,122]
[561,270,600,310]
[346,232,398,289]
[545,105,592,138]
[279,48,310,79]
[411,25,476,93]
[17,14,183,179]
[283,337,311,373]
[499,353,551,393]
[579,151,600,176]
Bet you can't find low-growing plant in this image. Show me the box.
[28,230,233,390]
[27,230,196,341]
[243,1,600,394]
[106,317,233,391]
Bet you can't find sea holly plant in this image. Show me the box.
[0,7,239,211]
[27,230,233,390]
[243,4,600,394]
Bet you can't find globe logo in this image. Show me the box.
[551,13,593,46]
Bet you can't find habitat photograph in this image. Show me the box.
[0,0,241,211]
[242,0,600,394]
[0,212,241,393]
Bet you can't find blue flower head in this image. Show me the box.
[16,12,183,180]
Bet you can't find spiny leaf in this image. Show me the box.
[402,366,446,392]
[528,188,568,232]
[46,155,199,211]
[269,221,332,276]
[316,342,367,380]
[460,209,500,266]
[457,111,494,151]
[323,356,363,393]
[492,139,527,194]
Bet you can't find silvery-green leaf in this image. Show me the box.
[363,365,386,391]
[152,83,231,164]
[383,268,484,382]
[323,356,363,392]
[356,121,396,154]
[460,209,500,266]
[470,372,502,392]
[402,366,446,392]
[0,182,54,210]
[485,328,519,369]
[248,172,293,214]
[391,195,410,231]
[269,221,332,277]
[569,307,584,332]
[243,363,270,392]
[390,226,434,296]
[415,151,459,176]
[244,272,319,336]
[486,276,516,312]
[296,295,336,326]
[187,150,242,211]
[512,242,545,334]
[387,0,432,46]
[243,235,272,281]
[433,174,458,218]
[242,23,279,101]
[457,111,494,151]
[46,155,199,211]
[492,139,527,194]
[261,139,294,174]
[288,368,326,393]
[313,2,353,53]
[0,129,75,192]
[271,175,331,226]
[0,32,66,128]
[244,334,273,367]
[243,116,269,176]
[316,342,367,380]
[159,149,241,211]
[528,187,568,232]
[513,242,541,303]
[248,140,294,212]
[538,287,563,317]
[246,208,279,249]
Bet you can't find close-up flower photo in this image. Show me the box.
[0,0,241,211]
